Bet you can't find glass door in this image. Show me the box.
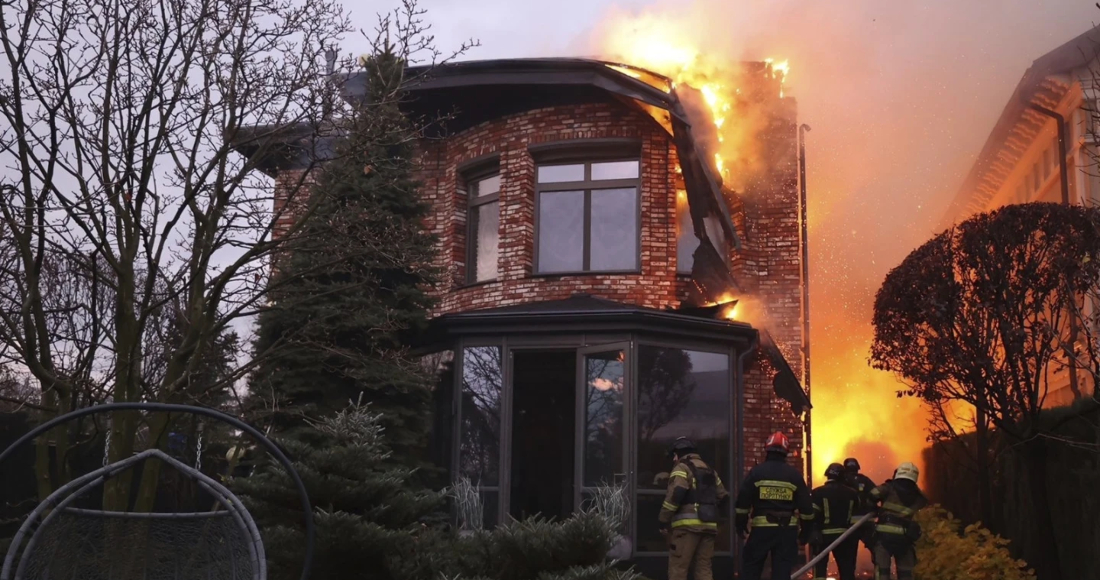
[575,344,630,509]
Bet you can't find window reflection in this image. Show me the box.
[635,347,731,552]
[584,350,625,486]
[590,188,638,271]
[461,346,502,486]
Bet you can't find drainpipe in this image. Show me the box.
[799,123,813,487]
[1030,104,1081,400]
[736,334,760,562]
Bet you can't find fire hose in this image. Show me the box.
[789,513,876,579]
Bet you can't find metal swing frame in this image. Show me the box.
[0,403,315,580]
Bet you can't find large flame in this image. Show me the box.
[597,15,787,190]
[595,10,927,485]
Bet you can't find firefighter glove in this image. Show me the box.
[735,514,749,536]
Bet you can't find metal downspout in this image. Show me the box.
[1030,104,1081,399]
[799,123,813,490]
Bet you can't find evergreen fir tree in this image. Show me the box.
[233,396,445,580]
[246,45,437,460]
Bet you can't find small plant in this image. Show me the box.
[583,481,630,538]
[914,505,1035,580]
[448,476,484,532]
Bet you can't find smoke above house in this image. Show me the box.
[573,0,1100,483]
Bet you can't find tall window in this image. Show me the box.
[536,159,640,273]
[468,174,501,283]
[460,345,503,527]
[634,347,730,553]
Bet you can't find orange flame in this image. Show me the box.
[597,15,786,189]
[595,11,929,487]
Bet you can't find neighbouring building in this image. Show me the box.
[233,57,811,577]
[940,28,1100,406]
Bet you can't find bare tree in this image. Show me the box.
[0,0,354,509]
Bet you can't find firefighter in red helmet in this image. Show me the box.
[734,431,814,580]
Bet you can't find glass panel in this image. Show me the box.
[510,350,576,522]
[676,190,698,274]
[421,351,455,481]
[636,494,670,552]
[583,350,625,487]
[636,347,730,492]
[538,164,585,183]
[474,174,501,197]
[460,346,502,486]
[590,188,638,271]
[538,190,585,272]
[635,347,731,554]
[481,490,499,529]
[591,160,640,180]
[472,201,499,281]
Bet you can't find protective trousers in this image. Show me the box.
[813,533,858,580]
[740,526,798,580]
[873,542,916,580]
[668,528,715,580]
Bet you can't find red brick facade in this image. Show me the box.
[414,98,806,476]
[418,101,693,314]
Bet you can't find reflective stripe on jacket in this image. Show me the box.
[734,455,814,529]
[811,479,861,535]
[869,481,927,535]
[658,454,729,533]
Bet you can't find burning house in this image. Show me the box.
[941,27,1100,406]
[234,57,810,576]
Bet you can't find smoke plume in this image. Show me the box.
[576,0,1100,482]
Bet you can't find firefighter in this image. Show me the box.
[843,457,877,558]
[810,463,861,580]
[734,431,814,580]
[658,437,729,580]
[869,462,927,580]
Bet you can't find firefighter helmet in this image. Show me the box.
[843,457,861,472]
[895,462,919,483]
[764,431,790,454]
[824,462,845,481]
[668,437,697,458]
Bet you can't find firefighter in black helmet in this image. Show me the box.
[734,431,814,580]
[658,437,729,580]
[843,457,877,558]
[810,463,861,580]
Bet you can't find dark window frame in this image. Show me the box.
[534,158,642,275]
[462,156,502,285]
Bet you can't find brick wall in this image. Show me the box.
[417,101,693,314]
[733,98,806,474]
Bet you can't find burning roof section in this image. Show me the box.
[941,27,1100,226]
